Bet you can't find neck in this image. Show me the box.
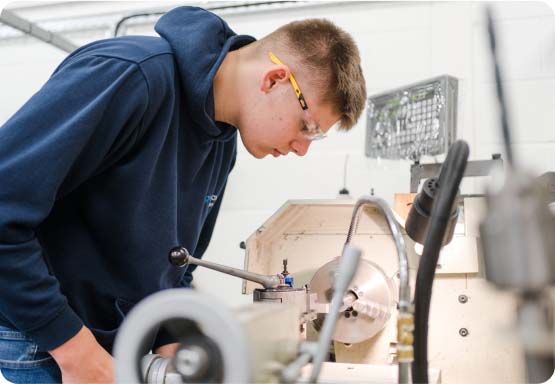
[213,50,241,127]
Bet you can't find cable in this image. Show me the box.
[338,154,350,196]
[412,140,469,383]
[343,196,412,383]
[486,6,515,168]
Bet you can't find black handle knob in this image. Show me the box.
[169,246,191,267]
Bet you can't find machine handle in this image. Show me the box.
[169,246,283,289]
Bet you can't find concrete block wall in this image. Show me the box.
[0,1,554,305]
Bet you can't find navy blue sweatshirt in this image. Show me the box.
[0,7,255,352]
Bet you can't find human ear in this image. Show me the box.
[260,65,290,93]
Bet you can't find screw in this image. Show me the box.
[458,294,468,304]
[352,310,358,317]
[282,259,289,276]
[459,328,469,337]
[344,312,351,318]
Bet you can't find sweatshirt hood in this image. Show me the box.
[155,7,255,140]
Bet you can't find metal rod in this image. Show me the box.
[309,244,361,383]
[345,197,410,310]
[113,2,296,37]
[0,8,78,53]
[344,196,412,384]
[186,256,282,289]
[281,343,316,384]
[486,6,515,168]
[410,156,503,192]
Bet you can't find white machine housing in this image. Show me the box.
[242,198,525,383]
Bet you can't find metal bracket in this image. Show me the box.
[0,8,78,53]
[410,154,503,192]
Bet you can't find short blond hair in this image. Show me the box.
[259,19,367,131]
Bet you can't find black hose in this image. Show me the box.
[412,140,469,383]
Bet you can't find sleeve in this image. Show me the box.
[181,182,228,289]
[152,181,229,350]
[0,53,150,351]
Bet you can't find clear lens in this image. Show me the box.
[303,130,327,141]
[302,121,327,141]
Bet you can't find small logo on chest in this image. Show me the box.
[204,194,218,208]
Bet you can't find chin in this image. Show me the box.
[237,135,265,159]
[244,147,265,159]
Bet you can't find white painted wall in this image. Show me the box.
[0,1,554,305]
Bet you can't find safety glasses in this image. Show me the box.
[269,52,327,141]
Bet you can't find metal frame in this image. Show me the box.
[410,154,503,192]
[366,75,459,160]
[0,8,78,53]
[0,1,356,42]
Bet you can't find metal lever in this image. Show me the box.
[169,246,283,289]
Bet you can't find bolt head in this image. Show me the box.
[175,346,209,378]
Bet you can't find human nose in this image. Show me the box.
[291,138,312,157]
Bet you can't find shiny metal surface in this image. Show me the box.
[253,287,318,323]
[410,155,503,193]
[310,257,395,344]
[309,244,362,383]
[342,196,412,383]
[175,345,210,379]
[114,289,250,383]
[141,354,170,384]
[170,246,283,289]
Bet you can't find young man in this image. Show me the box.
[0,6,366,383]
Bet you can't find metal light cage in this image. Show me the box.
[365,75,458,161]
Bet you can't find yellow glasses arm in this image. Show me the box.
[268,52,308,110]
